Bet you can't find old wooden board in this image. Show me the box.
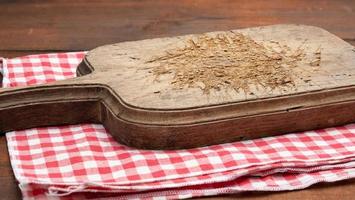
[1,1,355,199]
[1,24,355,150]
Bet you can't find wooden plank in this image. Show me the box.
[0,137,22,200]
[1,25,355,150]
[347,40,355,47]
[0,0,354,51]
[0,0,355,199]
[0,40,353,58]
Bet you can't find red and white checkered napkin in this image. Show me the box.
[3,52,355,200]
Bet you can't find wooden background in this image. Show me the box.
[0,0,354,199]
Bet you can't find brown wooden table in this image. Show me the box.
[0,1,355,199]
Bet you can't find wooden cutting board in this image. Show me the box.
[1,24,355,149]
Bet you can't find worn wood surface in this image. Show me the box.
[84,24,355,110]
[0,0,355,51]
[1,25,355,150]
[0,0,355,199]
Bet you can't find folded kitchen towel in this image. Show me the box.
[2,52,355,200]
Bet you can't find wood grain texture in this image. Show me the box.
[1,24,355,150]
[0,0,355,199]
[84,24,355,110]
[0,137,22,200]
[0,0,355,51]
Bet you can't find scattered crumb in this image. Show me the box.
[147,32,321,94]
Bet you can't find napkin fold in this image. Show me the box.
[3,52,355,200]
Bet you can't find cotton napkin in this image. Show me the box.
[2,52,355,200]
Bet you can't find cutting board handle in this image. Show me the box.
[0,77,101,134]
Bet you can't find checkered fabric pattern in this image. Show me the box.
[2,52,85,87]
[3,52,355,200]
